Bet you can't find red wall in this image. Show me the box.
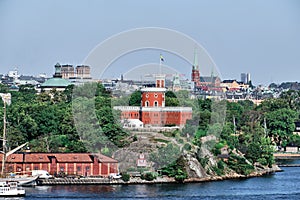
[141,91,164,107]
[120,111,140,119]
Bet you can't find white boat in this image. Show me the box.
[0,181,25,197]
[1,175,39,186]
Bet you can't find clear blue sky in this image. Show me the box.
[0,0,299,85]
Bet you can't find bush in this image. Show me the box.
[227,154,254,175]
[183,143,192,151]
[141,172,157,181]
[198,156,209,168]
[257,158,268,166]
[212,166,223,176]
[121,173,130,182]
[178,138,184,144]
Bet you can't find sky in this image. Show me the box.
[0,0,299,85]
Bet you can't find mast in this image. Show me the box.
[0,93,27,177]
[1,99,6,176]
[0,93,11,177]
[159,54,164,75]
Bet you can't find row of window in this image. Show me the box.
[145,93,164,98]
[144,101,160,107]
[122,113,139,117]
[9,166,90,172]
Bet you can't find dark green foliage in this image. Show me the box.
[227,154,254,175]
[0,83,9,93]
[212,161,225,176]
[129,90,141,106]
[197,156,209,168]
[198,99,212,111]
[121,173,130,182]
[141,172,157,181]
[165,91,177,98]
[212,141,226,156]
[183,143,192,151]
[265,108,297,146]
[161,156,188,182]
[165,90,180,106]
[0,82,129,153]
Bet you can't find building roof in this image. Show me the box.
[41,78,71,88]
[93,153,118,163]
[5,154,23,163]
[24,153,51,163]
[222,79,237,83]
[2,153,118,164]
[54,153,92,163]
[200,76,219,83]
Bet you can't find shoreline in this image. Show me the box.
[37,166,282,186]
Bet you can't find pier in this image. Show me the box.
[37,178,123,185]
[277,164,300,167]
[273,153,300,160]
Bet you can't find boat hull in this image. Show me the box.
[0,175,38,186]
[0,191,25,197]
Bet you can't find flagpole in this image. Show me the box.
[159,54,162,75]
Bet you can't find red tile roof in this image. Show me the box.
[54,153,93,163]
[93,153,118,163]
[2,154,23,163]
[24,153,52,163]
[0,153,118,164]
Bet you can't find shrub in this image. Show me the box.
[257,158,268,166]
[121,173,130,182]
[141,172,157,181]
[183,143,192,151]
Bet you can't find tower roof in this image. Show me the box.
[193,48,198,70]
[41,78,71,88]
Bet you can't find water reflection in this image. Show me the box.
[23,166,300,200]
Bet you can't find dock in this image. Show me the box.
[37,178,123,185]
[273,153,300,160]
[277,164,300,167]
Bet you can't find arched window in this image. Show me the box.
[145,101,149,107]
[154,101,158,107]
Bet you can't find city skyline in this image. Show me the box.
[1,0,299,85]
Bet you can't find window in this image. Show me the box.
[154,101,158,107]
[154,93,158,98]
[34,166,38,170]
[145,101,149,107]
[77,166,81,171]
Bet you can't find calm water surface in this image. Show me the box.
[11,160,300,200]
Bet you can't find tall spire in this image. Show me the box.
[191,48,200,85]
[193,48,198,70]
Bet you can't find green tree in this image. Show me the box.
[265,108,297,146]
[128,90,141,106]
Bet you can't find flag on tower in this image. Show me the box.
[160,54,164,62]
[0,93,11,105]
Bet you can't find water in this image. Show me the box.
[15,161,300,200]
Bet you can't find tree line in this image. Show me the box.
[1,83,299,164]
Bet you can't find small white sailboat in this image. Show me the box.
[0,181,25,197]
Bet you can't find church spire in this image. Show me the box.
[191,48,200,86]
[193,48,198,70]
